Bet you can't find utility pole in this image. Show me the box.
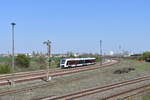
[119,45,121,61]
[11,22,16,72]
[43,40,52,81]
[100,40,102,66]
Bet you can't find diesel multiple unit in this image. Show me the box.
[60,58,96,68]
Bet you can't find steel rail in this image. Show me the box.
[121,88,150,100]
[0,60,113,80]
[40,75,150,100]
[101,84,150,100]
[0,61,119,96]
[0,60,118,86]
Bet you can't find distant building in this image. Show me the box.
[109,51,114,56]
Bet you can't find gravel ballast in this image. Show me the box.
[0,60,150,100]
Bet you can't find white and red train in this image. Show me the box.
[60,58,96,68]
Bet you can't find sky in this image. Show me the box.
[0,0,150,54]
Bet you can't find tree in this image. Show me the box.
[140,52,150,62]
[15,54,30,68]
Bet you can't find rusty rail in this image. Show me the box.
[39,75,150,100]
[0,60,118,86]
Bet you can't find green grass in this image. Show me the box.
[129,60,150,72]
[1,59,150,99]
[0,57,11,63]
[0,64,12,74]
[0,56,61,73]
[142,96,150,100]
[0,57,149,74]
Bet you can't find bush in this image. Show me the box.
[36,56,46,65]
[113,68,135,74]
[51,57,61,68]
[0,64,12,74]
[139,52,150,62]
[36,56,47,69]
[15,54,30,68]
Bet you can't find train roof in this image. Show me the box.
[61,58,96,61]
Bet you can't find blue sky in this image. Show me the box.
[0,0,150,54]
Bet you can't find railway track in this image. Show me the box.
[0,60,119,97]
[39,75,150,100]
[119,87,150,100]
[0,60,118,86]
[101,84,150,100]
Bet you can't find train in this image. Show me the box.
[60,58,96,68]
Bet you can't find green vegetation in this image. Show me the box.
[1,59,150,98]
[142,96,150,100]
[0,57,11,64]
[124,59,150,73]
[15,54,30,68]
[51,57,61,68]
[34,56,47,69]
[0,64,12,74]
[139,52,150,62]
[0,54,102,74]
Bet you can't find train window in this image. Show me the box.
[65,59,96,66]
[76,60,80,64]
[67,61,70,65]
[67,61,75,65]
[85,60,94,63]
[85,60,90,63]
[67,60,79,65]
[79,60,84,64]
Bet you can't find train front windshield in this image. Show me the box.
[61,60,66,64]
